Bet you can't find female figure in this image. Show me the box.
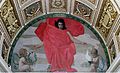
[35,18,84,72]
[90,48,99,72]
[18,48,32,72]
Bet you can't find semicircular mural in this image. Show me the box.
[8,13,110,72]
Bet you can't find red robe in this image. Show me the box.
[35,18,84,72]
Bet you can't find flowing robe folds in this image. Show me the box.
[35,18,84,72]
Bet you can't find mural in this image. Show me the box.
[10,17,108,72]
[73,1,93,22]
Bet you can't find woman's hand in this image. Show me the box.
[33,43,43,50]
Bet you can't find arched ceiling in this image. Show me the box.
[0,0,120,72]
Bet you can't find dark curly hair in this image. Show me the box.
[55,18,67,30]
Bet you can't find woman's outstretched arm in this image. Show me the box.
[67,31,87,45]
[33,43,44,50]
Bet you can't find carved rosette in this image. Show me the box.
[0,0,21,38]
[49,0,67,12]
[95,1,117,39]
[73,1,93,22]
[23,1,43,22]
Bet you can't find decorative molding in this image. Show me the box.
[46,0,71,13]
[107,53,120,72]
[88,0,96,4]
[0,56,11,72]
[0,18,11,45]
[106,17,120,46]
[107,20,120,64]
[0,30,4,55]
[113,33,119,55]
[113,0,120,14]
[12,0,46,25]
[1,40,9,63]
[73,0,94,23]
[92,0,103,26]
[11,0,25,26]
[21,0,45,23]
[23,1,43,22]
[114,24,120,54]
[106,0,120,46]
[18,0,28,5]
[108,37,117,63]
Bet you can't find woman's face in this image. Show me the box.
[58,22,63,29]
[91,49,98,58]
[23,50,27,57]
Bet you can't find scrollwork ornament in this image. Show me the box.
[96,1,117,38]
[51,0,65,8]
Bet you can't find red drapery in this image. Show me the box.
[35,18,84,72]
